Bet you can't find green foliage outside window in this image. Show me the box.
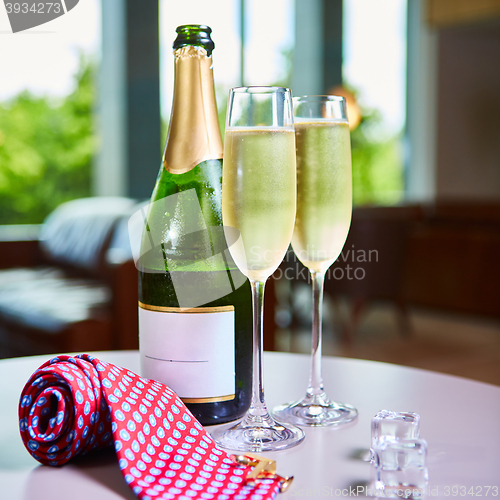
[350,105,404,205]
[0,55,95,224]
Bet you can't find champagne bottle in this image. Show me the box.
[138,25,252,425]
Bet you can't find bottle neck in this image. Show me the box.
[163,46,223,174]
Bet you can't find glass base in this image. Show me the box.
[210,411,305,452]
[273,392,358,427]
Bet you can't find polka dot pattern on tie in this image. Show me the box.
[19,354,284,500]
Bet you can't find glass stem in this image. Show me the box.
[248,279,268,419]
[307,269,326,398]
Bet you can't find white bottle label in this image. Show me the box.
[138,303,235,402]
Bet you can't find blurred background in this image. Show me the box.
[0,0,499,384]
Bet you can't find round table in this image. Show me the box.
[1,351,499,499]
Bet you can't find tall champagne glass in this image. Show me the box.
[273,95,358,427]
[211,87,304,451]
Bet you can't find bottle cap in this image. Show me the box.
[173,24,215,56]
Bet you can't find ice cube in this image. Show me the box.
[371,410,420,448]
[371,438,428,499]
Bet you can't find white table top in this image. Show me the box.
[1,351,499,499]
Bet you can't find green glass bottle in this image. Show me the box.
[138,25,252,425]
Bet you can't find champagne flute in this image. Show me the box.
[273,95,358,427]
[211,87,304,451]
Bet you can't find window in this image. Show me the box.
[343,0,407,204]
[160,0,294,134]
[243,0,294,87]
[0,0,101,223]
[160,0,240,135]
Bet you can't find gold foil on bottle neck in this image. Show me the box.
[163,46,223,174]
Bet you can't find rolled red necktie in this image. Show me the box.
[19,354,290,500]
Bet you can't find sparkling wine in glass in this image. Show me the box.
[211,87,305,451]
[273,95,358,427]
